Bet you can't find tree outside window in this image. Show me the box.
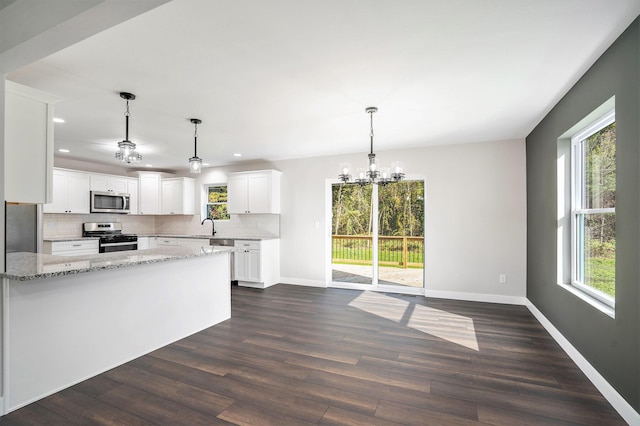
[206,185,230,220]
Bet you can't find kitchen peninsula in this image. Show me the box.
[1,246,231,414]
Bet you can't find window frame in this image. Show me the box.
[569,108,615,308]
[204,183,230,221]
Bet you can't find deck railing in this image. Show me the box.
[332,235,424,269]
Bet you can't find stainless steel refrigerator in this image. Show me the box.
[5,202,41,256]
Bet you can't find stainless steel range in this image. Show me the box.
[83,222,138,253]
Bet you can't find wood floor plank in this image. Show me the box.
[103,364,235,415]
[217,401,317,426]
[0,284,625,425]
[36,387,151,425]
[319,405,404,426]
[98,383,230,425]
[227,365,380,416]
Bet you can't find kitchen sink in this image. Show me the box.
[209,238,235,247]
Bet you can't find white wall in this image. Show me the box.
[273,139,527,299]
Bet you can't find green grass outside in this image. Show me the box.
[586,257,615,297]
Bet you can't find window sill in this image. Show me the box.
[557,282,615,319]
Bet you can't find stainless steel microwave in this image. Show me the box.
[90,191,130,214]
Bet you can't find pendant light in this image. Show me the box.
[339,107,404,185]
[115,92,142,163]
[189,118,203,174]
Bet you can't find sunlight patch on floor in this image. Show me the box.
[349,292,479,351]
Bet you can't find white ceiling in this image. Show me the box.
[7,0,640,172]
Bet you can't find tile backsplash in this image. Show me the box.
[156,213,280,237]
[43,213,279,238]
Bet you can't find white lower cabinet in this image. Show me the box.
[137,237,149,250]
[44,240,99,256]
[233,239,279,288]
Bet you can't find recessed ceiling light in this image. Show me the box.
[233,153,242,157]
[144,164,153,167]
[58,148,70,153]
[53,117,65,123]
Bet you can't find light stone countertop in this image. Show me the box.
[43,237,101,242]
[139,234,279,241]
[3,246,232,281]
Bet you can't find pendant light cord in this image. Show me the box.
[369,110,374,155]
[124,99,130,141]
[193,121,198,157]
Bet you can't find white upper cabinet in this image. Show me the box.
[43,169,90,214]
[126,178,139,214]
[161,177,195,215]
[138,172,161,215]
[4,81,60,203]
[89,175,128,193]
[227,170,281,214]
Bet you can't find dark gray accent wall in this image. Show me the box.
[526,18,639,411]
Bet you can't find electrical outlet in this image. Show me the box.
[499,274,507,284]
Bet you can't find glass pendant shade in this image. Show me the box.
[115,140,141,163]
[189,156,202,174]
[339,162,352,182]
[391,161,405,181]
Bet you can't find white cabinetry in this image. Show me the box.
[137,237,149,250]
[227,170,281,214]
[44,239,99,256]
[4,81,60,203]
[126,178,139,214]
[89,175,128,193]
[43,169,90,214]
[233,239,280,288]
[156,237,178,246]
[138,172,161,215]
[161,177,195,215]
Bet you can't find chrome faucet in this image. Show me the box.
[201,218,216,236]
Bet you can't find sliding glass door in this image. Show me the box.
[377,181,424,288]
[331,183,374,285]
[330,180,424,292]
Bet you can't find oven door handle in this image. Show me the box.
[101,241,138,247]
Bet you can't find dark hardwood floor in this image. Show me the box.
[0,284,625,425]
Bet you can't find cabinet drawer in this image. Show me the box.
[157,237,179,246]
[51,240,99,253]
[234,240,260,250]
[45,240,98,256]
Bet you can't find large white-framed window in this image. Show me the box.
[204,184,230,220]
[570,108,616,308]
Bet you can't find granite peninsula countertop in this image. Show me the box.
[3,246,232,281]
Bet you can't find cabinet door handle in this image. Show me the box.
[72,244,81,247]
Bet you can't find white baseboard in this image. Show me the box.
[279,277,326,288]
[424,289,527,306]
[525,300,640,425]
